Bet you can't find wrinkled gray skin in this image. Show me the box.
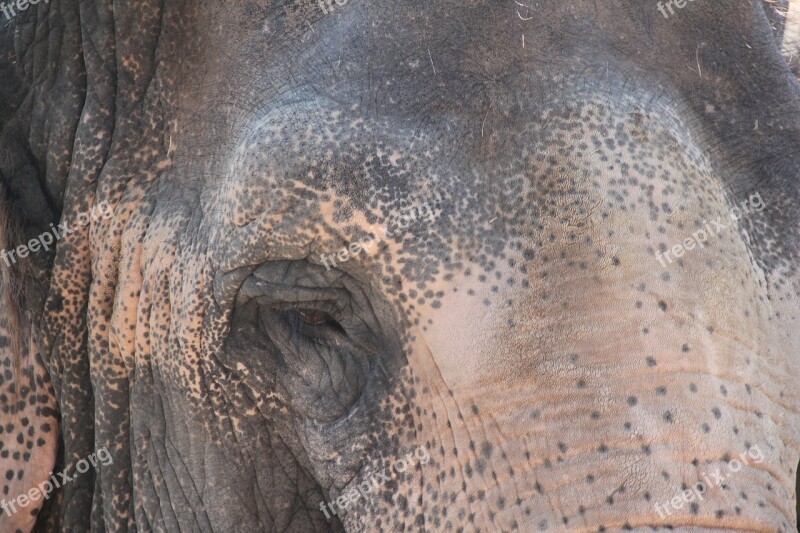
[0,0,799,531]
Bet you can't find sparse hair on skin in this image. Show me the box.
[0,186,25,410]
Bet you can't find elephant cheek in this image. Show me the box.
[383,100,796,529]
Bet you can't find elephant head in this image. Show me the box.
[0,0,799,531]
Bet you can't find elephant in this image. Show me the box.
[0,0,799,531]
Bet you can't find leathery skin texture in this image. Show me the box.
[0,0,798,531]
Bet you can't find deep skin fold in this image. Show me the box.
[0,0,798,531]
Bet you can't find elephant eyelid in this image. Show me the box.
[239,276,350,309]
[238,264,379,349]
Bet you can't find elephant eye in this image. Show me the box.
[297,309,333,326]
[283,306,347,341]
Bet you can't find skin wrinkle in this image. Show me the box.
[162,411,212,529]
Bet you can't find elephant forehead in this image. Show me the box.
[207,84,699,287]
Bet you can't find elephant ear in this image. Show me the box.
[0,189,60,533]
